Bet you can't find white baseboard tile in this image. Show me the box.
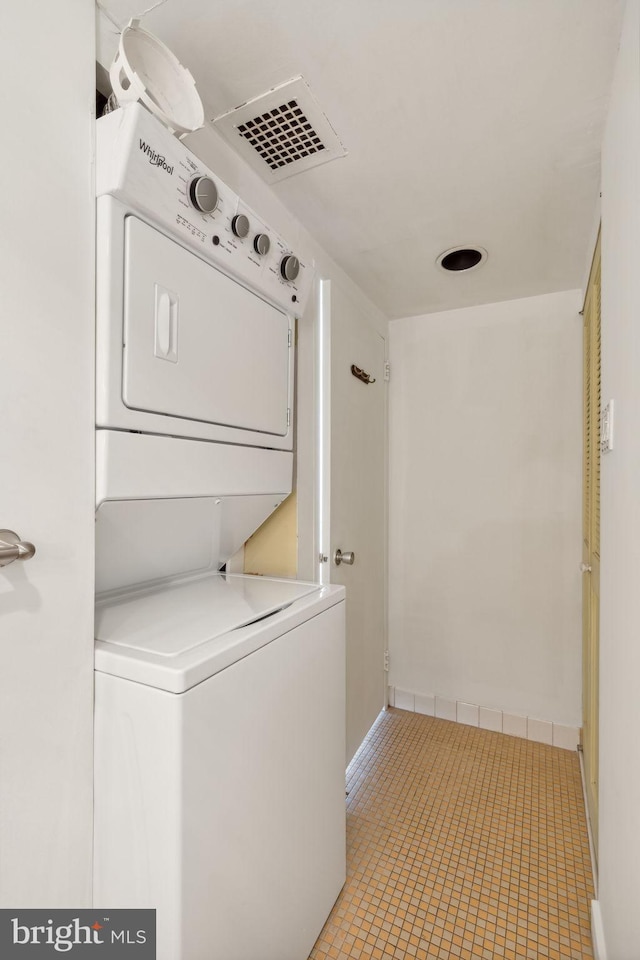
[479,706,502,732]
[388,686,580,751]
[502,713,528,739]
[553,723,581,752]
[414,693,435,716]
[435,696,457,721]
[527,717,553,745]
[456,701,479,727]
[394,688,415,712]
[590,900,607,960]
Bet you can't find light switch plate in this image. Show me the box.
[601,399,614,453]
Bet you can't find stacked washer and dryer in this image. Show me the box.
[93,102,346,960]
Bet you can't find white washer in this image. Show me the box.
[93,104,346,960]
[94,573,345,960]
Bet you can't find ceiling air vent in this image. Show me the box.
[213,76,346,183]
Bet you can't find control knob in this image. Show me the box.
[254,233,270,256]
[231,214,250,238]
[189,176,218,214]
[280,254,300,282]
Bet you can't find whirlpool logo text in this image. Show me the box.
[0,910,156,957]
[138,139,174,175]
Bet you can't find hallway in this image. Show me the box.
[310,710,594,960]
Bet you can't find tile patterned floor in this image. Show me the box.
[309,708,594,960]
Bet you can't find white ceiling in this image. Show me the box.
[98,0,624,319]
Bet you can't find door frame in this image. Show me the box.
[317,278,332,586]
[581,229,601,860]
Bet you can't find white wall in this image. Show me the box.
[0,1,95,904]
[388,291,583,727]
[597,0,640,955]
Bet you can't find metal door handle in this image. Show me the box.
[334,548,355,566]
[0,530,36,567]
[580,562,592,573]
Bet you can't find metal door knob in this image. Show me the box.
[0,530,36,567]
[334,548,355,566]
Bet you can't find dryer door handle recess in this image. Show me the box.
[0,529,36,567]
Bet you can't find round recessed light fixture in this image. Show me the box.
[437,245,488,273]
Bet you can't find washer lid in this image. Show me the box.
[95,573,322,658]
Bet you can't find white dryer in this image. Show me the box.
[93,104,345,960]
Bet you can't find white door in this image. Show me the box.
[0,1,95,906]
[322,282,387,763]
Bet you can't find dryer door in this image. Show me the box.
[122,216,291,437]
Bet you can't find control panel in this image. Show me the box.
[96,103,314,316]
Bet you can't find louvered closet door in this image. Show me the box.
[582,231,601,857]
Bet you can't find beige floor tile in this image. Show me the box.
[309,709,594,960]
